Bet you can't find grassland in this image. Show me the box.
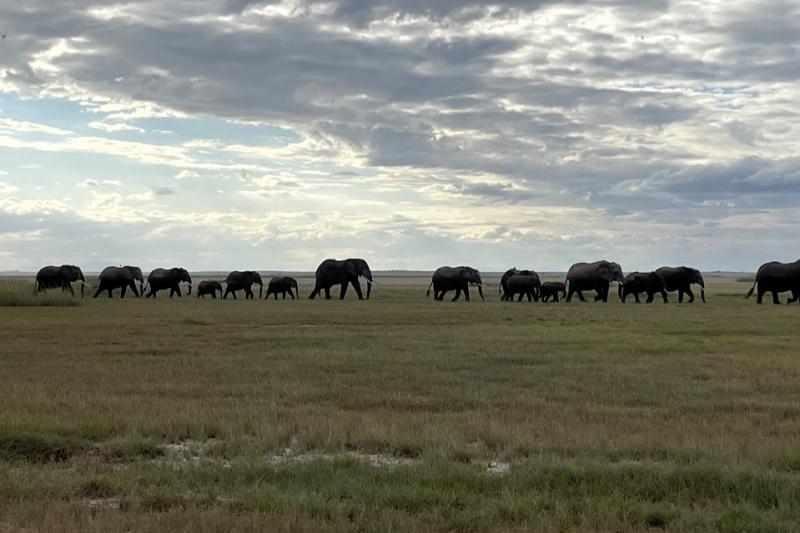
[0,275,799,532]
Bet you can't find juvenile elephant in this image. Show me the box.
[223,271,263,300]
[197,280,223,299]
[144,267,192,298]
[93,266,145,298]
[540,282,566,303]
[266,276,299,300]
[566,260,624,302]
[308,259,373,300]
[35,265,86,297]
[499,268,540,301]
[745,260,800,304]
[619,272,668,303]
[502,273,541,302]
[656,266,705,303]
[426,266,484,302]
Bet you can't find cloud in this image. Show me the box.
[0,0,798,271]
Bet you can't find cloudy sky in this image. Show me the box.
[0,0,798,272]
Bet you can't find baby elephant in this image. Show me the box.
[619,272,668,303]
[540,282,566,303]
[197,280,223,299]
[266,276,299,300]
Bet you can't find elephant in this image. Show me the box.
[499,268,540,300]
[745,260,800,304]
[502,272,541,302]
[223,271,263,299]
[308,259,373,300]
[619,272,668,303]
[35,265,86,297]
[566,261,624,302]
[540,281,566,303]
[656,266,705,303]
[93,266,145,298]
[426,266,484,302]
[144,267,192,298]
[197,280,223,299]
[266,276,299,300]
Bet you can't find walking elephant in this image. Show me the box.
[308,259,373,300]
[656,266,705,303]
[499,268,540,301]
[144,267,192,298]
[540,281,566,303]
[35,265,86,297]
[502,272,541,302]
[619,272,668,303]
[745,260,800,304]
[426,266,484,302]
[93,266,145,298]
[566,260,624,302]
[223,271,263,299]
[197,281,223,299]
[266,276,299,300]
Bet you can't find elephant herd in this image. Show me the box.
[31,258,800,305]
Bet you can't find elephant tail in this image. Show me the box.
[426,279,434,297]
[745,278,758,299]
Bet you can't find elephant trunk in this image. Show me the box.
[259,283,263,299]
[700,288,706,303]
[477,283,484,300]
[187,283,192,296]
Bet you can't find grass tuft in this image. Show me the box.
[0,280,79,307]
[0,431,84,463]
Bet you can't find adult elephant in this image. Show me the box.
[619,272,668,303]
[144,267,192,298]
[499,268,539,300]
[745,260,800,304]
[223,271,263,300]
[656,266,705,303]
[426,266,484,302]
[308,259,373,300]
[502,272,541,302]
[266,276,299,300]
[566,260,624,302]
[93,266,145,298]
[35,265,86,297]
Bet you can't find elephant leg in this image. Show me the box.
[107,288,113,298]
[678,290,684,303]
[646,292,654,303]
[93,285,103,298]
[772,291,781,305]
[577,290,587,302]
[223,288,229,299]
[352,280,364,300]
[121,285,127,299]
[526,292,532,302]
[289,290,295,300]
[686,287,694,303]
[662,291,669,303]
[756,289,763,304]
[211,293,216,299]
[436,290,444,301]
[464,287,470,302]
[452,288,461,302]
[175,287,182,297]
[324,287,331,300]
[634,293,641,304]
[516,293,523,302]
[340,282,349,300]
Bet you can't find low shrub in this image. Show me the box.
[0,280,79,307]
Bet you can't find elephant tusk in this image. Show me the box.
[362,277,376,285]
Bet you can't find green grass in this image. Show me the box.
[0,275,798,531]
[0,279,80,307]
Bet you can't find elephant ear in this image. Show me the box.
[597,263,613,281]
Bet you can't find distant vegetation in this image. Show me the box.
[0,280,80,307]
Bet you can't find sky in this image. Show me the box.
[0,0,798,272]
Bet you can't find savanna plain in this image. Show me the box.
[0,275,799,532]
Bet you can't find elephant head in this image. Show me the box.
[172,267,192,295]
[126,266,145,297]
[62,265,86,297]
[598,261,624,283]
[347,258,374,299]
[289,277,299,297]
[248,271,264,298]
[459,266,484,300]
[689,268,706,302]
